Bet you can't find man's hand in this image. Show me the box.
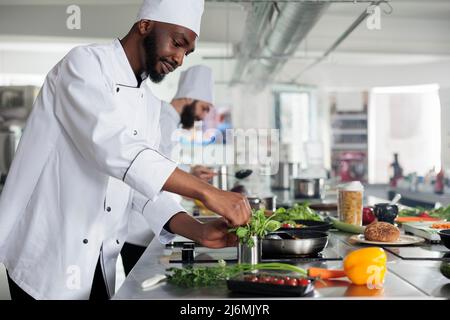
[167,214,237,249]
[191,165,216,182]
[163,168,251,227]
[201,188,251,227]
[199,218,238,249]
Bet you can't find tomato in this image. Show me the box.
[298,278,310,286]
[258,276,271,283]
[245,276,258,283]
[282,223,293,228]
[286,278,298,286]
[419,212,431,218]
[363,207,376,225]
[283,276,291,281]
[273,278,285,285]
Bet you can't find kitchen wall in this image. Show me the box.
[440,88,450,170]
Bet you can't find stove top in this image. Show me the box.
[168,245,342,264]
[384,245,450,261]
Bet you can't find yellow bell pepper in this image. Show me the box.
[343,247,387,287]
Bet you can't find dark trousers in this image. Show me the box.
[6,256,109,300]
[120,242,146,276]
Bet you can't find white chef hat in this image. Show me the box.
[137,0,204,37]
[173,65,214,105]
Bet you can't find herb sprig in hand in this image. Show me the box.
[229,209,281,247]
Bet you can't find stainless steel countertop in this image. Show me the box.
[113,191,450,300]
[113,230,449,300]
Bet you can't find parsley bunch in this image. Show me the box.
[229,209,281,247]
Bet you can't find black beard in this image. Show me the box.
[143,32,165,83]
[180,100,198,129]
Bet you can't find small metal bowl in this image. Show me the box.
[263,230,329,256]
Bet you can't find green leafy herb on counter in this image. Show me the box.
[273,202,323,222]
[166,260,307,288]
[229,209,281,247]
[399,205,450,221]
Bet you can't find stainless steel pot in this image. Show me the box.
[291,178,324,199]
[247,197,262,210]
[237,236,261,265]
[271,162,301,190]
[262,230,328,256]
[247,196,277,211]
[261,196,277,212]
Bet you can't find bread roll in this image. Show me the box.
[364,222,400,242]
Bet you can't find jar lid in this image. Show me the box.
[339,181,364,191]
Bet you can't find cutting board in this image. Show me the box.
[402,221,447,242]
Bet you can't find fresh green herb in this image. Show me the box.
[166,260,307,288]
[229,209,281,247]
[273,203,323,222]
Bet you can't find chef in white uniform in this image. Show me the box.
[122,65,217,275]
[0,0,250,300]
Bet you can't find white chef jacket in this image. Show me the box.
[126,101,184,247]
[0,39,184,300]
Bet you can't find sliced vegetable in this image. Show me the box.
[329,217,366,234]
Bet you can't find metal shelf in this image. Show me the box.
[332,114,367,121]
[332,128,367,134]
[332,143,368,150]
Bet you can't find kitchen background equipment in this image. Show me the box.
[271,162,301,190]
[439,230,450,250]
[262,230,329,256]
[0,86,38,180]
[291,178,325,199]
[181,243,196,264]
[383,245,450,261]
[247,197,262,210]
[374,203,399,224]
[212,165,228,190]
[261,195,277,212]
[234,169,253,180]
[0,120,24,178]
[403,221,445,242]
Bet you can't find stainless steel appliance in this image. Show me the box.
[0,86,38,179]
[291,178,325,199]
[271,162,301,190]
[247,195,277,211]
[261,195,277,212]
[0,121,25,178]
[212,165,228,191]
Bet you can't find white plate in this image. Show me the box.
[349,234,425,246]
